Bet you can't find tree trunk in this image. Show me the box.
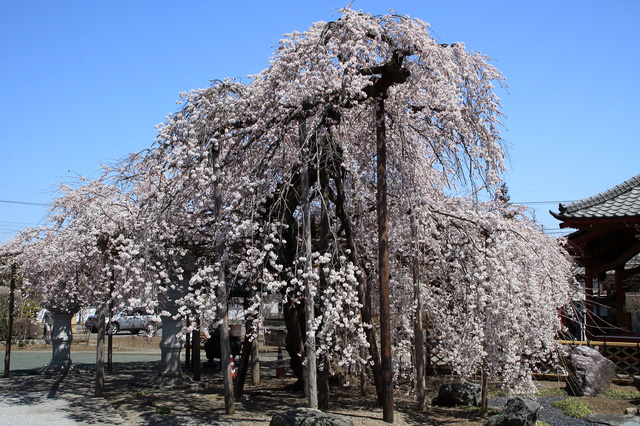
[236,292,261,397]
[283,301,307,393]
[235,332,252,397]
[376,96,394,423]
[95,303,106,397]
[300,118,318,409]
[3,264,16,378]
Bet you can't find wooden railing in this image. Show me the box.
[426,340,640,382]
[554,339,640,380]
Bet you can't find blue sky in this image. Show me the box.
[1,1,638,241]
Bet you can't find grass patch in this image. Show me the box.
[135,390,151,397]
[600,389,640,399]
[155,406,171,414]
[551,397,592,419]
[455,405,500,416]
[536,388,567,397]
[537,421,551,426]
[141,398,156,407]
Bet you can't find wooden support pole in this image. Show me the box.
[411,214,426,411]
[185,330,191,369]
[318,173,331,410]
[213,140,234,414]
[251,335,260,386]
[300,118,318,409]
[615,267,627,332]
[376,97,394,423]
[107,279,114,373]
[192,320,201,381]
[480,363,489,418]
[3,264,16,378]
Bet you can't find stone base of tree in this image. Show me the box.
[149,374,193,389]
[432,382,480,407]
[269,408,354,426]
[38,360,74,374]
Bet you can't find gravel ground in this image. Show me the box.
[2,341,637,426]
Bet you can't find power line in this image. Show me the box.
[513,200,578,205]
[0,199,47,206]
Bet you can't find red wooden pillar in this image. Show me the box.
[615,267,628,332]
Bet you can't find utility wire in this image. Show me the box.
[0,199,47,206]
[514,200,578,205]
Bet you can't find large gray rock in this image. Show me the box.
[432,382,480,407]
[587,413,640,425]
[269,408,354,426]
[485,397,541,426]
[566,346,616,396]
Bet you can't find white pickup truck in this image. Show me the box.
[85,308,161,334]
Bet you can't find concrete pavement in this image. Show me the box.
[0,390,127,425]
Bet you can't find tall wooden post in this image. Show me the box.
[300,118,318,408]
[185,330,191,369]
[3,264,16,378]
[318,171,331,410]
[213,140,234,414]
[480,362,489,418]
[615,267,627,332]
[95,245,108,397]
[192,318,201,381]
[251,334,260,386]
[107,279,114,372]
[376,96,394,423]
[411,214,426,411]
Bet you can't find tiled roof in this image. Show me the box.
[551,173,640,220]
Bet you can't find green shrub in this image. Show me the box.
[551,397,592,419]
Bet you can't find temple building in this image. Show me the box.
[551,173,640,341]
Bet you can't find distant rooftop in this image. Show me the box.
[551,173,640,221]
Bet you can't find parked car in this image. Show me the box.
[204,330,243,364]
[85,308,161,334]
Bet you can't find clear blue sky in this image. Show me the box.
[1,1,638,241]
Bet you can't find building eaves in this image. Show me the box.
[551,173,640,220]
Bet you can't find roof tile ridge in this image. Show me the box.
[563,173,640,214]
